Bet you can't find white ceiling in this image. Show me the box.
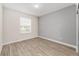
[3,3,74,17]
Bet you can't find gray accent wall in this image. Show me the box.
[38,5,76,46]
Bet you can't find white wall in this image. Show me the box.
[39,5,76,46]
[3,7,38,44]
[0,4,3,53]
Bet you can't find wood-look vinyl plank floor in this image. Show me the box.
[0,37,77,56]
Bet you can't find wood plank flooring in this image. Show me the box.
[0,37,77,56]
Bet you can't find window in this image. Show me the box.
[20,16,31,33]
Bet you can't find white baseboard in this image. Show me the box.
[2,36,76,49]
[39,36,76,49]
[3,36,38,45]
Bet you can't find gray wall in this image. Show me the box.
[39,5,76,46]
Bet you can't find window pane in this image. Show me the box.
[20,16,31,33]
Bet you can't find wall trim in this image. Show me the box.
[3,36,38,46]
[39,36,76,49]
[3,36,76,49]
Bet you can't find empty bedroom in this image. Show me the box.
[0,3,77,56]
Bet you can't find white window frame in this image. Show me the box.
[20,16,31,33]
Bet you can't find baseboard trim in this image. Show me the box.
[3,37,38,46]
[39,36,76,49]
[3,36,76,49]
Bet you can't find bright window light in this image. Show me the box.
[20,16,31,33]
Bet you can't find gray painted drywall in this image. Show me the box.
[39,5,76,46]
